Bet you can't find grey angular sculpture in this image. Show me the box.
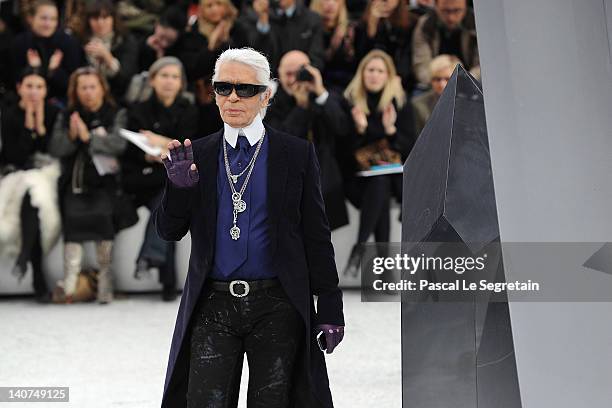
[400,65,522,408]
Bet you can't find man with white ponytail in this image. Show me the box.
[154,47,345,408]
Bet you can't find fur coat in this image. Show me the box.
[0,154,61,258]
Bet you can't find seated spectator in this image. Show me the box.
[354,0,418,92]
[266,50,349,229]
[11,0,84,103]
[341,49,416,275]
[310,0,357,93]
[243,0,325,71]
[0,67,61,303]
[138,6,187,72]
[412,53,460,134]
[76,0,139,103]
[121,57,198,301]
[48,67,128,304]
[412,0,479,87]
[176,0,249,85]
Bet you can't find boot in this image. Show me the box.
[96,241,114,304]
[342,244,364,277]
[162,283,177,302]
[63,242,83,299]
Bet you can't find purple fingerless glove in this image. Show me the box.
[162,142,199,188]
[316,324,345,354]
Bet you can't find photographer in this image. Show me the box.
[242,0,325,71]
[265,50,349,230]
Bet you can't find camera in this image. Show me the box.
[296,65,314,82]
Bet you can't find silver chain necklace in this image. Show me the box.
[222,129,265,240]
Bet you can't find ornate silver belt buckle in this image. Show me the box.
[229,280,250,297]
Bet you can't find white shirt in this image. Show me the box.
[223,114,265,148]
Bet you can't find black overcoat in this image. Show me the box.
[154,124,345,408]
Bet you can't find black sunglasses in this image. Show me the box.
[212,81,268,98]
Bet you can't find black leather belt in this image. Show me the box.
[205,278,280,298]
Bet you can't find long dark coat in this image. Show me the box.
[154,124,345,408]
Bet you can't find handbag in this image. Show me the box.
[354,138,401,170]
[62,150,138,236]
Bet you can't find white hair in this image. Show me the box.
[212,47,276,117]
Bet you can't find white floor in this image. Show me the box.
[0,290,401,408]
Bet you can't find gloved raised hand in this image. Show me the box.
[161,139,199,188]
[315,324,345,354]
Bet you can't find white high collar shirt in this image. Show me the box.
[223,113,265,148]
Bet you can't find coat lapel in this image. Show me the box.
[265,125,288,253]
[196,130,222,254]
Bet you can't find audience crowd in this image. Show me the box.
[0,0,479,303]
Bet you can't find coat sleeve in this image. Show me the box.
[154,180,194,241]
[0,109,36,167]
[412,16,433,86]
[312,92,350,139]
[266,103,311,140]
[88,108,128,156]
[300,142,344,326]
[48,111,78,158]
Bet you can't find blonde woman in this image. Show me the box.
[310,0,356,91]
[177,0,248,83]
[342,49,417,276]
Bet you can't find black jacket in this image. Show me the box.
[175,19,250,83]
[121,94,199,204]
[11,30,84,101]
[354,18,417,91]
[340,91,417,177]
[0,103,60,168]
[265,87,349,230]
[155,125,344,408]
[320,25,357,93]
[240,4,325,71]
[103,33,139,102]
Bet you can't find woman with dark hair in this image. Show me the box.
[121,57,198,301]
[76,0,138,103]
[354,0,418,92]
[0,67,61,302]
[176,0,249,85]
[48,67,128,304]
[341,50,417,275]
[138,6,187,72]
[11,0,84,102]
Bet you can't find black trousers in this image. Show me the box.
[137,192,176,287]
[17,192,47,295]
[357,175,401,243]
[187,283,304,408]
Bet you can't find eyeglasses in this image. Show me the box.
[212,81,268,98]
